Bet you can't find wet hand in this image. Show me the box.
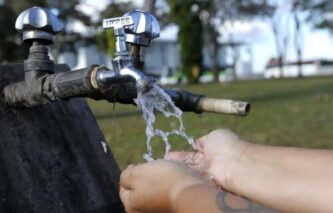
[119,159,205,213]
[166,129,248,190]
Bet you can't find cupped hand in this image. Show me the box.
[166,129,248,190]
[119,159,205,213]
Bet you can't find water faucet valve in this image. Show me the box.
[103,16,134,55]
[15,6,63,44]
[123,10,160,47]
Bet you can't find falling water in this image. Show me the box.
[134,83,196,161]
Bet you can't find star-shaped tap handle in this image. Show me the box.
[15,6,63,44]
[123,10,160,47]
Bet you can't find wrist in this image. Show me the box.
[214,139,252,192]
[225,141,257,196]
[171,183,219,213]
[169,180,206,212]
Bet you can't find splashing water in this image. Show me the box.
[134,83,196,161]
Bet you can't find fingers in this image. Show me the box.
[211,129,239,140]
[196,136,206,152]
[120,163,148,190]
[119,186,131,209]
[165,151,196,162]
[120,186,141,213]
[120,164,136,190]
[119,165,143,213]
[196,129,238,150]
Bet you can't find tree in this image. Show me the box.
[168,0,204,83]
[304,0,333,30]
[292,0,305,77]
[0,0,94,63]
[0,5,25,62]
[271,10,291,78]
[238,0,293,78]
[47,0,93,62]
[0,0,47,63]
[202,0,275,81]
[198,0,220,82]
[4,0,46,14]
[267,0,307,78]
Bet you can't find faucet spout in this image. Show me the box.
[93,66,137,90]
[120,67,145,82]
[119,67,155,93]
[93,66,154,93]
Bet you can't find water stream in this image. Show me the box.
[134,83,196,161]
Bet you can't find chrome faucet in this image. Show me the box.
[2,7,250,116]
[3,8,159,106]
[101,11,160,92]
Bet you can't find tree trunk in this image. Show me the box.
[230,43,238,81]
[272,22,284,78]
[294,10,303,77]
[210,30,219,82]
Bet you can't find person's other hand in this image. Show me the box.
[119,159,205,213]
[166,129,248,190]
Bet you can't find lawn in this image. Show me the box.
[88,76,333,169]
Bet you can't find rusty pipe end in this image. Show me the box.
[197,98,251,116]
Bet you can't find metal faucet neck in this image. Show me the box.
[112,27,133,72]
[24,40,54,75]
[114,28,128,55]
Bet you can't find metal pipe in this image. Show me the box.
[43,65,152,102]
[165,89,250,116]
[197,98,250,116]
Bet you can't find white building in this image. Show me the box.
[264,59,333,78]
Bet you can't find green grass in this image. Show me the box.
[88,76,333,169]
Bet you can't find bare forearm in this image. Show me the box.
[230,143,333,212]
[248,143,333,174]
[173,184,276,213]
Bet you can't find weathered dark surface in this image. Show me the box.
[0,64,124,212]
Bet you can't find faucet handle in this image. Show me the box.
[103,16,135,56]
[15,6,63,44]
[123,10,160,47]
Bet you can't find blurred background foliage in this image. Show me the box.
[96,2,133,57]
[1,0,333,80]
